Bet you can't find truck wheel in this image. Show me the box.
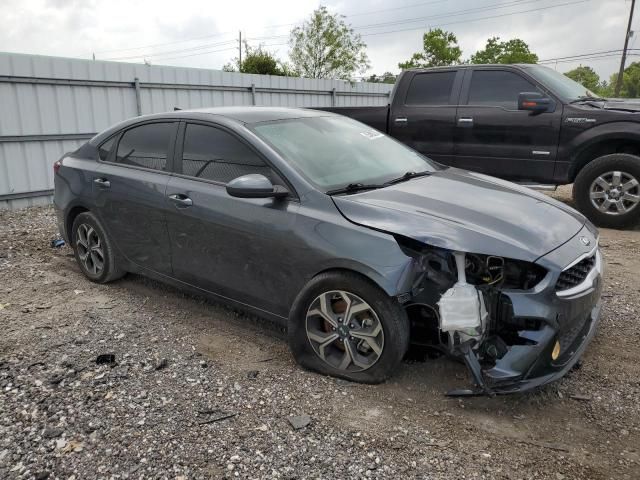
[573,153,640,229]
[287,271,410,384]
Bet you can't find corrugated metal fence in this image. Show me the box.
[0,52,392,209]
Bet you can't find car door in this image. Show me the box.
[453,68,562,182]
[388,69,462,164]
[165,121,300,316]
[94,121,177,275]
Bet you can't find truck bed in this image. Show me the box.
[311,106,389,133]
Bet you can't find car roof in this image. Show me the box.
[89,107,333,145]
[182,106,331,123]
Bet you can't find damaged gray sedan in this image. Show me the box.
[54,107,603,395]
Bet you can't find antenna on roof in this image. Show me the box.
[174,107,182,111]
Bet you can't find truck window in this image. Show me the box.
[405,72,456,105]
[467,70,539,110]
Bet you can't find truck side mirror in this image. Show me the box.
[518,92,552,113]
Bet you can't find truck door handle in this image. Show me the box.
[93,178,110,188]
[458,117,474,126]
[394,117,408,124]
[168,193,193,208]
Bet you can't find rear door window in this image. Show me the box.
[405,71,456,105]
[115,123,175,171]
[467,70,540,109]
[180,123,279,184]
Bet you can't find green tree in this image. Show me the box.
[398,29,461,69]
[223,42,290,76]
[470,37,538,64]
[289,6,370,80]
[609,62,640,98]
[564,66,600,92]
[364,71,396,84]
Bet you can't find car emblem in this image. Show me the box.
[580,236,591,246]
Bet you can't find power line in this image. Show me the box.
[102,0,588,65]
[357,0,590,37]
[104,39,237,61]
[91,0,540,59]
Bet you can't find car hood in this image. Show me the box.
[332,168,586,262]
[602,98,640,113]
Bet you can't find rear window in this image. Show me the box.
[115,123,175,171]
[405,72,456,105]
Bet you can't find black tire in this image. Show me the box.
[288,271,410,384]
[573,153,640,229]
[71,212,125,283]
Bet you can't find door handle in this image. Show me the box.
[168,193,193,208]
[457,117,474,126]
[93,178,110,188]
[394,117,408,124]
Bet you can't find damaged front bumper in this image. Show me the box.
[457,232,604,396]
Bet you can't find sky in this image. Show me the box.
[0,0,635,81]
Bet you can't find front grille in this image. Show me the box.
[555,254,596,291]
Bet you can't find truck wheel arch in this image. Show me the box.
[570,134,640,182]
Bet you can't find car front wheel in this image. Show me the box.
[573,153,640,229]
[288,271,409,384]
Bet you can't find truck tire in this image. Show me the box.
[288,271,410,384]
[573,153,640,229]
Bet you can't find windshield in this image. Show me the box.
[251,116,437,191]
[525,64,599,101]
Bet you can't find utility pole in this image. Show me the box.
[615,0,636,97]
[238,31,242,71]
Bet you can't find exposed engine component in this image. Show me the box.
[437,252,487,342]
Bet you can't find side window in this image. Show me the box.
[405,71,456,105]
[115,123,174,171]
[467,71,540,109]
[181,124,278,184]
[98,137,115,161]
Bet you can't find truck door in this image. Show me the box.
[388,69,462,164]
[453,68,562,182]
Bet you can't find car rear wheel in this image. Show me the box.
[71,212,124,283]
[573,153,640,229]
[288,271,409,384]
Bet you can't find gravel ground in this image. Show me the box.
[0,187,639,479]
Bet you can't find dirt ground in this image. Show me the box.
[0,186,639,479]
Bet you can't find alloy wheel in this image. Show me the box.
[305,290,384,372]
[75,223,105,275]
[589,170,640,215]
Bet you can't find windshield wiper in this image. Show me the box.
[569,96,608,104]
[384,170,433,186]
[326,182,384,195]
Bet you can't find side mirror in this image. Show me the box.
[518,92,552,113]
[226,174,289,199]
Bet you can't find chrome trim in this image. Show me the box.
[562,244,598,271]
[532,150,550,155]
[556,249,603,299]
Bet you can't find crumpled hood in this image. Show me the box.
[332,168,586,262]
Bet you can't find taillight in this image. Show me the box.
[53,159,63,174]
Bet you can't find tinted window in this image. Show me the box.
[405,72,456,105]
[98,137,115,161]
[468,71,539,109]
[115,123,174,171]
[181,124,275,183]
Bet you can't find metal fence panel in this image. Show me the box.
[0,52,392,209]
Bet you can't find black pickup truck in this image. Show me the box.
[316,64,640,228]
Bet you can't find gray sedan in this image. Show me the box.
[54,107,603,395]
